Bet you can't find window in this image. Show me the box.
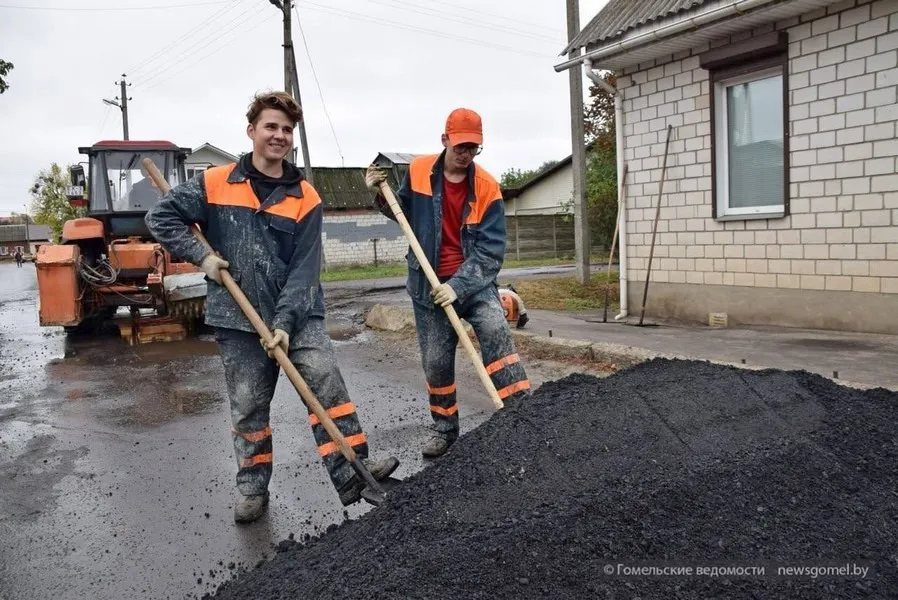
[186,164,213,180]
[702,32,789,220]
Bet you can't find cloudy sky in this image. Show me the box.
[0,0,607,216]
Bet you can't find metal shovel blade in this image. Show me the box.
[360,477,403,506]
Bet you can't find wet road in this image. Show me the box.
[0,262,587,600]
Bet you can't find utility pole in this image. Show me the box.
[103,74,130,140]
[270,0,314,185]
[566,0,590,284]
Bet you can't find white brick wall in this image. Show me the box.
[322,212,406,267]
[618,0,898,295]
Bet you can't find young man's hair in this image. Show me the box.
[246,91,302,126]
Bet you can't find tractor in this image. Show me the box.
[34,140,207,344]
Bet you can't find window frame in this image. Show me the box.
[703,32,790,221]
[713,66,787,219]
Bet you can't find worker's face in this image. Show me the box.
[247,108,294,162]
[442,134,479,171]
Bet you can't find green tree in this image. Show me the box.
[499,160,559,189]
[583,71,618,251]
[30,163,88,241]
[0,59,14,94]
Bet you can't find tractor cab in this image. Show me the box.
[36,140,206,344]
[72,140,191,239]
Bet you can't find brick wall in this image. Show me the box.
[322,211,407,267]
[617,0,898,296]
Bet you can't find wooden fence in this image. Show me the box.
[505,214,575,260]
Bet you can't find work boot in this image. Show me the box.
[338,457,400,506]
[516,313,529,329]
[234,492,269,524]
[421,435,456,459]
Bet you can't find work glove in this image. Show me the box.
[200,254,229,284]
[431,283,458,307]
[262,328,289,359]
[365,165,388,191]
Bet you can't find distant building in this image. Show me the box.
[0,223,52,258]
[185,143,239,180]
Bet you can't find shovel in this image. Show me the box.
[143,159,391,506]
[376,179,504,410]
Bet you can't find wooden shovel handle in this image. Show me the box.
[377,180,504,410]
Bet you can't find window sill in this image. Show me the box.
[715,211,785,222]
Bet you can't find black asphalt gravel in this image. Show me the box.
[203,358,898,599]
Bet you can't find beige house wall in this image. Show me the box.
[616,0,898,332]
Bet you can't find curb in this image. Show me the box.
[363,304,665,371]
[362,304,889,391]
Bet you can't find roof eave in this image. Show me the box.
[554,0,842,73]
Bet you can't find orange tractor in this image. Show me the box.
[35,140,207,344]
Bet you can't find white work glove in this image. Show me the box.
[200,254,229,284]
[365,165,388,191]
[431,283,458,307]
[262,328,289,358]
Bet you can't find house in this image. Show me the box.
[0,223,52,258]
[502,158,577,260]
[559,0,898,334]
[185,143,239,179]
[314,164,407,267]
[371,152,421,189]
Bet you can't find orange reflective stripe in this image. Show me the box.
[264,181,321,222]
[240,453,273,468]
[430,403,458,417]
[409,155,438,196]
[485,353,520,375]
[497,380,531,399]
[427,382,456,395]
[464,165,502,226]
[309,402,357,426]
[205,164,259,209]
[317,433,368,457]
[232,425,272,443]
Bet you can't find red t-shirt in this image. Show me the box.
[437,176,467,278]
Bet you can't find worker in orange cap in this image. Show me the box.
[366,108,531,458]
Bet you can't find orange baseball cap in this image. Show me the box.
[445,108,483,146]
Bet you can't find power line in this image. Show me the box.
[294,4,343,166]
[295,1,548,59]
[139,10,278,92]
[0,1,230,10]
[132,2,264,87]
[370,0,563,44]
[125,0,244,76]
[422,0,567,35]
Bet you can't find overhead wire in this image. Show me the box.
[125,0,244,77]
[0,1,231,11]
[293,4,344,166]
[138,9,278,92]
[418,0,567,35]
[131,1,262,86]
[369,0,563,45]
[294,1,548,59]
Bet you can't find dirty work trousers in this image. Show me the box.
[412,285,531,440]
[215,316,368,497]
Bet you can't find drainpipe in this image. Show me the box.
[585,58,628,319]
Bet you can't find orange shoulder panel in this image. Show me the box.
[409,155,439,196]
[204,164,258,209]
[464,164,503,225]
[264,181,322,222]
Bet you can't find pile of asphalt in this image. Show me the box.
[204,359,897,599]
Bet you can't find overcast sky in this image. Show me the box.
[0,0,608,216]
